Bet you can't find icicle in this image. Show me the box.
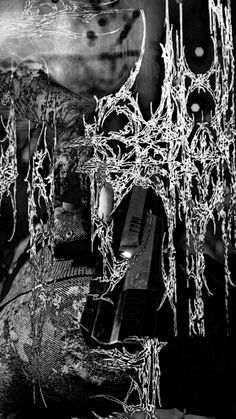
[0,98,18,241]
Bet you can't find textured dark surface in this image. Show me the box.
[0,257,133,418]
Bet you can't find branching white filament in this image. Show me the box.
[92,338,167,416]
[0,97,18,240]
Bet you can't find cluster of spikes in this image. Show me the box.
[82,0,236,337]
[0,0,235,414]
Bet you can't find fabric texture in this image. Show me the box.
[0,254,132,417]
[54,207,88,246]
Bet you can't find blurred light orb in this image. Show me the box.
[191,102,201,113]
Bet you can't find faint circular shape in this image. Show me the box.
[66,230,73,239]
[194,46,205,58]
[191,103,201,113]
[205,113,211,122]
[98,17,107,26]
[133,10,140,19]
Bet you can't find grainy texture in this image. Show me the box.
[0,258,132,417]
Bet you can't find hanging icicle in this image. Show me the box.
[0,95,18,241]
